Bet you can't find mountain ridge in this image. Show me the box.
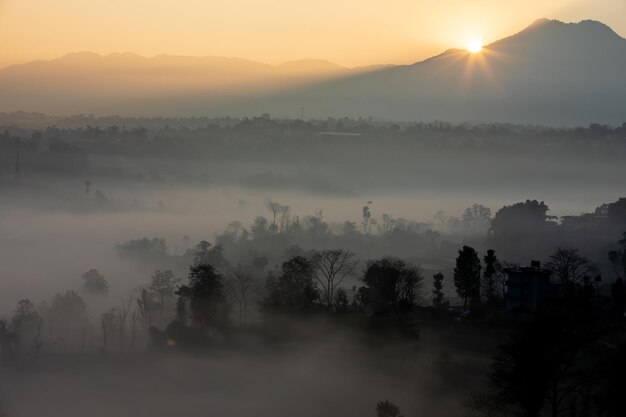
[1,18,625,125]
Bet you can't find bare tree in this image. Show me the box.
[117,296,134,352]
[136,288,154,328]
[312,249,359,309]
[149,270,180,323]
[266,199,290,234]
[129,308,140,352]
[227,270,256,326]
[547,248,593,294]
[362,203,373,233]
[101,308,117,355]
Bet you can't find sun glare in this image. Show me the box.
[467,39,483,53]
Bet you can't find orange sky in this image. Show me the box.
[1,0,625,68]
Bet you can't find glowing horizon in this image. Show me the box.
[467,39,484,53]
[0,0,625,69]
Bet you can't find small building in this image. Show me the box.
[505,261,556,313]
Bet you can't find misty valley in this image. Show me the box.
[2,9,626,417]
[1,113,626,417]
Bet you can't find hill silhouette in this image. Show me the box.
[261,19,626,125]
[1,19,625,125]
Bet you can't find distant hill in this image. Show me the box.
[259,19,626,125]
[1,19,625,125]
[0,53,371,116]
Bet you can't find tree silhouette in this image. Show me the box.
[608,250,622,279]
[491,200,554,239]
[546,248,592,297]
[454,246,482,310]
[266,199,290,234]
[487,315,595,417]
[227,269,256,326]
[619,232,626,278]
[0,320,16,360]
[461,204,492,235]
[262,256,318,313]
[483,249,501,305]
[149,270,180,322]
[360,257,423,313]
[117,237,168,262]
[81,269,108,295]
[49,290,88,353]
[362,203,373,233]
[190,240,229,270]
[136,288,155,328]
[431,272,445,309]
[376,400,404,417]
[11,299,42,357]
[177,263,228,332]
[100,308,117,354]
[334,288,349,313]
[312,249,358,309]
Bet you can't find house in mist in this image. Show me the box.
[504,261,555,313]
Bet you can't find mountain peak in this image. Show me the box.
[516,18,623,40]
[526,18,556,28]
[487,17,626,55]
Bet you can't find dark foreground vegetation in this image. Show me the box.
[2,200,626,417]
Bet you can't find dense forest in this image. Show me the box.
[1,113,626,197]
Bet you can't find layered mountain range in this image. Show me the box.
[1,19,625,125]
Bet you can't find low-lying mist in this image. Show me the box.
[0,180,620,315]
[0,319,494,417]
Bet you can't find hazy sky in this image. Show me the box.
[1,0,625,68]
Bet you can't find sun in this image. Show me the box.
[467,38,483,53]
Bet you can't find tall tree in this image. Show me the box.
[11,299,42,357]
[177,264,228,332]
[49,290,88,353]
[454,246,482,309]
[483,249,502,305]
[546,248,593,296]
[190,240,229,270]
[117,295,134,352]
[360,257,423,313]
[432,273,445,309]
[266,199,290,234]
[100,308,117,355]
[362,203,373,233]
[262,256,318,313]
[312,249,359,309]
[81,269,108,295]
[227,269,256,326]
[461,204,492,235]
[149,270,180,322]
[136,288,155,328]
